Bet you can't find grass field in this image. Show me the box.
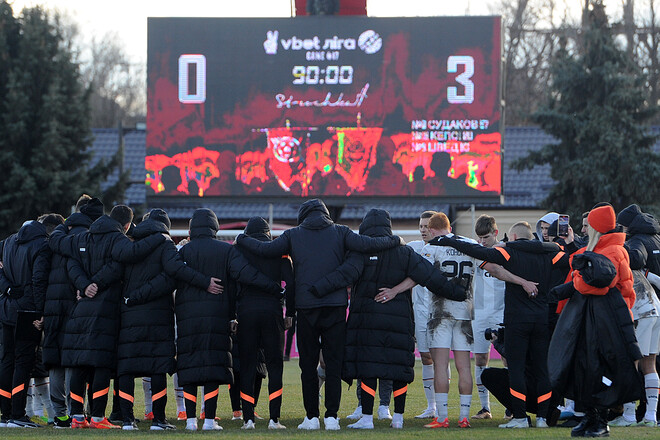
[2,359,658,438]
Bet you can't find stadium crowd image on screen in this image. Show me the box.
[146,16,502,199]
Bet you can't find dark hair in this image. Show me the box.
[420,210,436,219]
[591,202,612,210]
[75,194,92,212]
[110,205,134,227]
[582,211,590,219]
[475,214,497,236]
[38,213,65,234]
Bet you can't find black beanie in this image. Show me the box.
[80,197,105,221]
[245,217,270,237]
[617,204,642,228]
[148,208,171,230]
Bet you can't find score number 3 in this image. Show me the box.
[447,56,474,104]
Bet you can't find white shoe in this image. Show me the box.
[536,417,548,428]
[499,417,529,428]
[202,420,223,430]
[324,416,340,430]
[268,419,286,429]
[185,418,198,431]
[608,415,635,427]
[347,417,373,429]
[378,405,392,420]
[346,406,363,420]
[241,420,255,430]
[391,420,403,428]
[415,407,436,419]
[297,417,320,430]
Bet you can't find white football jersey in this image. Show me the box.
[421,234,475,320]
[472,258,505,323]
[406,240,430,311]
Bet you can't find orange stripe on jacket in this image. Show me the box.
[494,246,511,261]
[204,388,219,401]
[241,392,255,404]
[537,391,552,403]
[269,389,283,401]
[118,390,134,403]
[152,389,167,401]
[360,382,376,397]
[12,383,25,395]
[393,386,408,398]
[510,388,526,401]
[552,252,565,265]
[93,387,109,400]
[183,391,197,403]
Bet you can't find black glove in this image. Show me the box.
[549,281,575,301]
[441,281,467,302]
[451,275,470,290]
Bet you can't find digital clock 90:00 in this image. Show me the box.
[292,65,354,85]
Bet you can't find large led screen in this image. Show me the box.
[146,17,502,198]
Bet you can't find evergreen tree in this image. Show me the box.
[0,2,126,237]
[512,0,660,219]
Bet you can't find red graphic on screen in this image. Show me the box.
[331,127,383,192]
[146,147,220,196]
[449,132,501,192]
[390,133,436,183]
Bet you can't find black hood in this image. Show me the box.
[617,204,642,228]
[190,208,219,239]
[297,199,333,230]
[245,217,271,242]
[627,212,660,235]
[16,220,48,244]
[147,208,171,230]
[358,208,392,237]
[89,215,125,235]
[132,218,170,240]
[79,197,105,221]
[65,212,93,229]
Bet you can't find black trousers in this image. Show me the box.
[183,383,218,420]
[504,321,552,419]
[230,374,262,412]
[238,305,285,422]
[0,323,40,419]
[297,306,346,419]
[69,367,112,418]
[118,374,167,423]
[360,378,407,415]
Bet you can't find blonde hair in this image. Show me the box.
[586,224,602,252]
[509,221,533,239]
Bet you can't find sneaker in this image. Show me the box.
[297,417,320,430]
[53,416,72,429]
[458,417,471,428]
[415,407,437,419]
[324,416,340,430]
[559,415,583,428]
[637,418,656,427]
[268,419,286,429]
[30,416,48,426]
[0,417,9,428]
[391,420,403,429]
[608,415,635,427]
[254,411,264,420]
[472,408,492,419]
[122,421,139,430]
[424,417,450,428]
[536,417,548,428]
[346,406,363,420]
[504,409,513,420]
[177,411,187,421]
[202,419,223,430]
[347,417,373,429]
[151,420,176,430]
[241,420,255,430]
[71,417,90,429]
[90,417,121,429]
[144,412,154,421]
[185,418,198,431]
[7,416,40,428]
[560,408,575,420]
[108,412,122,425]
[378,405,392,420]
[232,410,243,421]
[499,417,529,428]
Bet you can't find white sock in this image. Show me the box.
[475,365,489,411]
[34,377,54,420]
[435,393,448,420]
[565,399,575,412]
[142,377,152,414]
[623,402,636,421]
[186,418,197,429]
[173,374,185,412]
[422,364,435,409]
[392,413,403,424]
[91,416,104,422]
[26,379,36,417]
[459,394,472,420]
[644,372,659,421]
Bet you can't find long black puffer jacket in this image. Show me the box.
[623,209,660,275]
[42,212,93,368]
[117,217,211,377]
[313,209,467,383]
[235,199,400,310]
[0,220,51,326]
[175,209,281,386]
[50,215,166,368]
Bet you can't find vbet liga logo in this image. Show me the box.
[264,30,382,55]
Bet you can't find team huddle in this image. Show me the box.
[0,196,657,436]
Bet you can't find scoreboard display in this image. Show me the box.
[146,17,502,199]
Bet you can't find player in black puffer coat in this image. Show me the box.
[116,209,222,430]
[49,206,167,427]
[175,208,282,431]
[312,208,467,428]
[0,216,60,426]
[617,203,660,276]
[235,217,295,428]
